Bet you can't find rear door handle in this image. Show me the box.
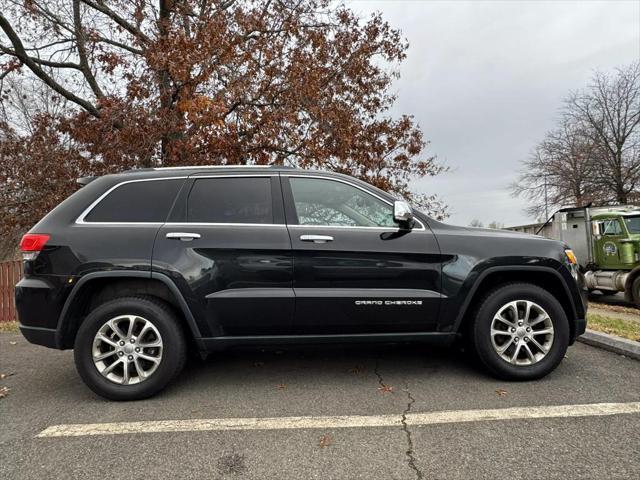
[300,234,334,243]
[166,232,201,241]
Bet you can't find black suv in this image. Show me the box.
[15,166,587,400]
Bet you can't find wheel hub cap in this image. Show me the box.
[92,315,163,385]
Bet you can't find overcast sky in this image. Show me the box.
[349,0,640,227]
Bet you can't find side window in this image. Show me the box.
[187,177,273,224]
[84,179,183,223]
[601,219,623,236]
[289,177,395,227]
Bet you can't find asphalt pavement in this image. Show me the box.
[1,333,639,479]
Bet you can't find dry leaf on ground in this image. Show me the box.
[0,372,15,380]
[319,434,333,448]
[378,384,394,394]
[0,386,10,398]
[495,388,508,397]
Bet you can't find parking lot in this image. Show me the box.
[1,333,639,480]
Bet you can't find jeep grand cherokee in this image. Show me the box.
[15,166,587,400]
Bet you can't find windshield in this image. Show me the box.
[623,215,640,234]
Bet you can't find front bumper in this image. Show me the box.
[572,317,587,345]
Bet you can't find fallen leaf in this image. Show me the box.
[378,384,394,394]
[9,341,17,345]
[0,386,9,398]
[495,388,508,397]
[276,383,287,390]
[318,434,333,448]
[0,372,15,380]
[348,365,364,375]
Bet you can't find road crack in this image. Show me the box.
[374,357,424,479]
[401,386,424,480]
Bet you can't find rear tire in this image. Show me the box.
[469,283,569,381]
[74,296,186,400]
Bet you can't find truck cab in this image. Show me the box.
[541,206,640,305]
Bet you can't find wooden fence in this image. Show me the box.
[0,260,22,323]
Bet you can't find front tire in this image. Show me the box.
[74,296,186,400]
[469,283,569,380]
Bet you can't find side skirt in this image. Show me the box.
[196,332,456,352]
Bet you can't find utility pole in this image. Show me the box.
[544,174,549,220]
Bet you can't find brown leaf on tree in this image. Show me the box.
[495,388,508,397]
[318,434,333,449]
[378,384,394,394]
[0,0,449,243]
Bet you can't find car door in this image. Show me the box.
[282,174,442,335]
[152,174,294,337]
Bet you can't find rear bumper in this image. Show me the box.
[15,276,68,349]
[19,324,58,348]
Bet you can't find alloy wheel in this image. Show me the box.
[490,300,554,366]
[92,315,163,385]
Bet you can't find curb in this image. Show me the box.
[578,329,640,360]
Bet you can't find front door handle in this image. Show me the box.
[300,234,334,243]
[166,232,201,241]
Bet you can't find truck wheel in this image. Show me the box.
[469,283,569,380]
[74,296,187,400]
[631,277,640,307]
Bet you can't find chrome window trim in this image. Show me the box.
[282,174,427,231]
[75,176,188,225]
[75,172,427,232]
[164,222,286,228]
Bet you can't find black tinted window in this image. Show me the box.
[187,177,273,224]
[85,179,182,222]
[289,177,395,227]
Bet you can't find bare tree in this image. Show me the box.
[468,219,484,228]
[487,221,504,230]
[513,63,640,218]
[512,118,599,218]
[567,62,640,204]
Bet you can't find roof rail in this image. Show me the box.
[76,176,98,186]
[122,164,297,173]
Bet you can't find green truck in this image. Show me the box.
[539,206,640,305]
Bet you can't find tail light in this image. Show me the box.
[19,233,50,260]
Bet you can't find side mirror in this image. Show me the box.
[393,200,414,228]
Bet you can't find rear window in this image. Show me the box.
[187,177,273,224]
[84,179,183,223]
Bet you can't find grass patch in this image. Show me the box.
[587,313,640,342]
[0,321,19,333]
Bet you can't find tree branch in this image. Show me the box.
[0,12,100,117]
[79,0,150,44]
[73,0,104,98]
